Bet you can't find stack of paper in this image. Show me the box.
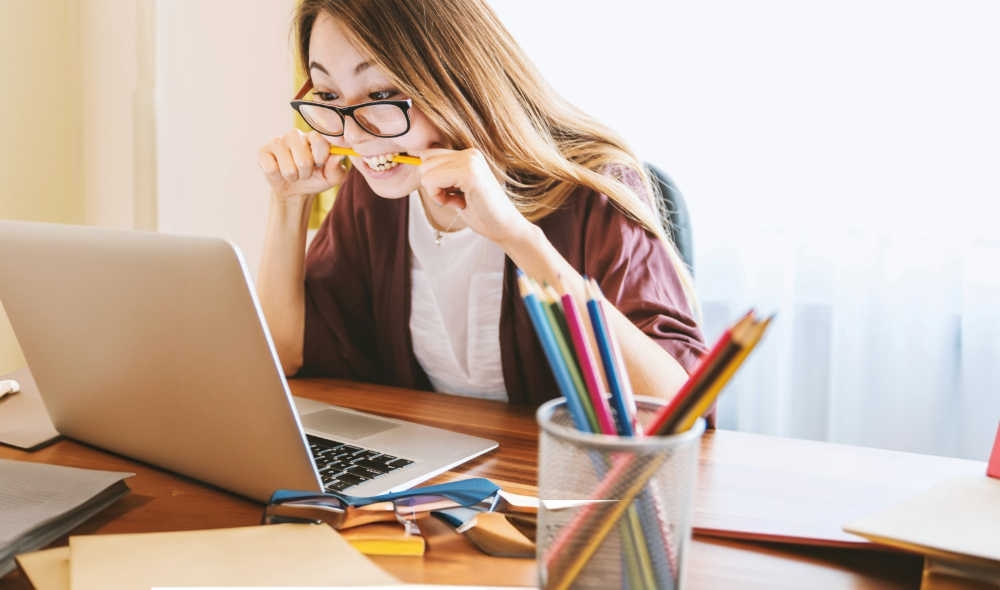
[16,524,400,590]
[0,459,131,576]
[844,475,1000,585]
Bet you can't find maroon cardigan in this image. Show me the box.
[300,167,707,407]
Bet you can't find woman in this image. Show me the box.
[256,0,706,406]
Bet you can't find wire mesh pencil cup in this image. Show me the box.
[536,397,705,590]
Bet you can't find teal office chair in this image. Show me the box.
[645,164,714,425]
[645,163,693,272]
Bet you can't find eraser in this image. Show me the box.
[988,422,1000,479]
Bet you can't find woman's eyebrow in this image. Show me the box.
[309,61,330,76]
[309,60,372,77]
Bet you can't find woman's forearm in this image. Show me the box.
[498,223,690,401]
[258,192,314,376]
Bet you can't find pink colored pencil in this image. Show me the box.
[555,282,617,435]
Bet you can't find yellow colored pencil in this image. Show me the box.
[674,317,771,433]
[329,145,422,166]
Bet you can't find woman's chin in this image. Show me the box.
[356,159,416,199]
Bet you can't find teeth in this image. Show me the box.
[362,153,401,171]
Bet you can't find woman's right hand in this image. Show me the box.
[257,129,348,200]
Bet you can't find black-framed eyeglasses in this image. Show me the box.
[291,79,412,139]
[262,478,501,536]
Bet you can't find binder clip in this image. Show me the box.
[0,379,19,399]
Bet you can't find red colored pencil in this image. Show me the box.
[647,311,755,436]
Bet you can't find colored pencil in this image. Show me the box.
[589,279,641,433]
[554,280,673,588]
[544,312,772,590]
[516,271,590,431]
[328,145,422,166]
[648,311,755,436]
[538,283,599,433]
[554,281,617,436]
[529,276,654,587]
[578,281,677,586]
[673,316,771,433]
[585,281,636,436]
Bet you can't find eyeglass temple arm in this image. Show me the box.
[294,78,313,101]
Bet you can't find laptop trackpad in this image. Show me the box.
[300,409,400,440]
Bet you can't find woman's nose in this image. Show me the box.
[341,115,369,145]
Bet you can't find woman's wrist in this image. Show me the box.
[268,191,316,234]
[495,217,540,259]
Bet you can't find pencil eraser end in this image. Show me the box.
[988,422,1000,479]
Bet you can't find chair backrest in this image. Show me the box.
[645,163,694,272]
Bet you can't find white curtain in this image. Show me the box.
[493,0,1000,460]
[702,233,1000,460]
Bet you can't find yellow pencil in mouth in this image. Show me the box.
[329,146,421,166]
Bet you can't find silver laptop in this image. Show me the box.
[0,220,497,502]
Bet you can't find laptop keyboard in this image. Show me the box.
[307,435,415,493]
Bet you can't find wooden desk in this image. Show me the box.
[2,377,979,589]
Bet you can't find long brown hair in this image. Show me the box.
[293,0,697,312]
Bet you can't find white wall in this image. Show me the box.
[155,0,297,279]
[78,0,158,230]
[0,0,83,375]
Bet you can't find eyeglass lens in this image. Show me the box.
[298,103,408,137]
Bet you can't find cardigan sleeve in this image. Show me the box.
[298,172,379,379]
[582,174,707,374]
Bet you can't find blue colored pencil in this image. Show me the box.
[516,270,592,432]
[584,280,636,436]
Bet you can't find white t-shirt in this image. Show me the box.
[407,191,508,401]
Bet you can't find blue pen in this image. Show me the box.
[517,270,592,432]
[585,280,635,437]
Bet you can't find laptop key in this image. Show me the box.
[352,459,392,474]
[336,472,369,485]
[345,465,386,480]
[367,454,397,465]
[352,450,381,461]
[387,458,414,469]
[325,480,355,492]
[339,445,363,456]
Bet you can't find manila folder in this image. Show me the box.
[69,523,399,590]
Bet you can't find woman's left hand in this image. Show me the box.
[418,146,532,246]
